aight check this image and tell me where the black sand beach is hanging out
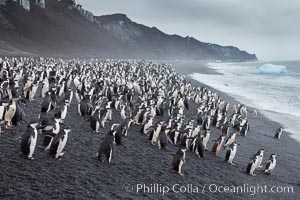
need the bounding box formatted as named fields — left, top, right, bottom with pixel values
left=0, top=61, right=299, bottom=200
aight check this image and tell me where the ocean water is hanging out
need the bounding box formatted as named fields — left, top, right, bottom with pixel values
left=189, top=61, right=300, bottom=142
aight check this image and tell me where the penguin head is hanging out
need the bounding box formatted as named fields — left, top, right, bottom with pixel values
left=64, top=128, right=72, bottom=134
left=231, top=142, right=238, bottom=148
left=109, top=130, right=117, bottom=136
left=149, top=116, right=154, bottom=120
left=106, top=101, right=113, bottom=109
left=231, top=132, right=237, bottom=136
left=257, top=149, right=265, bottom=156
left=128, top=118, right=134, bottom=124
left=28, top=122, right=39, bottom=128
left=271, top=154, right=277, bottom=159
left=159, top=121, right=165, bottom=126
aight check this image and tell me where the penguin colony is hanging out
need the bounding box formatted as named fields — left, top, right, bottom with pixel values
left=0, top=57, right=282, bottom=176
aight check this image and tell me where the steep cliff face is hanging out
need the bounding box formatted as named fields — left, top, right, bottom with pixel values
left=67, top=0, right=95, bottom=23
left=208, top=44, right=257, bottom=61
left=96, top=14, right=143, bottom=48
left=0, top=0, right=257, bottom=60
left=96, top=14, right=257, bottom=61
left=0, top=0, right=127, bottom=57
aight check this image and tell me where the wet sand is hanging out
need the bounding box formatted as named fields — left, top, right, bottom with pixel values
left=0, top=61, right=299, bottom=200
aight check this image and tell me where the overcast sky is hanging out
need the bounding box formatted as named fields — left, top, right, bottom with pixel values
left=76, top=0, right=299, bottom=61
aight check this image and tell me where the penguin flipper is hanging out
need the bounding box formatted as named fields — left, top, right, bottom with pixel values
left=265, top=161, right=271, bottom=170
left=225, top=150, right=230, bottom=162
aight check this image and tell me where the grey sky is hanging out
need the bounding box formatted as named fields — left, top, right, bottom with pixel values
left=76, top=0, right=300, bottom=60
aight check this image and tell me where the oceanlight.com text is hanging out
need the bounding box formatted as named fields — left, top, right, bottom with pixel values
left=124, top=183, right=294, bottom=196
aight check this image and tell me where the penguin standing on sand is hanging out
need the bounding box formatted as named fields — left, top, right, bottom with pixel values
left=221, top=122, right=230, bottom=136
left=99, top=108, right=109, bottom=128
left=79, top=95, right=93, bottom=117
left=40, top=78, right=49, bottom=98
left=122, top=118, right=134, bottom=137
left=97, top=130, right=117, bottom=163
left=90, top=109, right=101, bottom=132
left=142, top=116, right=153, bottom=134
left=254, top=149, right=265, bottom=169
left=202, top=129, right=211, bottom=150
left=223, top=132, right=237, bottom=149
left=240, top=121, right=249, bottom=136
left=41, top=92, right=53, bottom=112
left=191, top=124, right=201, bottom=137
left=171, top=148, right=186, bottom=176
left=247, top=155, right=260, bottom=176
left=110, top=123, right=126, bottom=145
left=11, top=99, right=25, bottom=126
left=120, top=104, right=129, bottom=120
left=54, top=101, right=68, bottom=123
left=224, top=142, right=238, bottom=165
left=191, top=135, right=204, bottom=158
left=106, top=101, right=113, bottom=121
left=49, top=87, right=58, bottom=109
left=28, top=81, right=38, bottom=102
left=274, top=127, right=283, bottom=139
left=4, top=99, right=17, bottom=128
left=133, top=106, right=144, bottom=124
left=22, top=80, right=32, bottom=100
left=75, top=88, right=83, bottom=104
left=0, top=102, right=6, bottom=122
left=149, top=121, right=164, bottom=145
left=203, top=115, right=212, bottom=131
left=64, top=88, right=73, bottom=107
left=157, top=125, right=168, bottom=150
left=168, top=119, right=184, bottom=145
left=196, top=113, right=203, bottom=126
left=44, top=118, right=60, bottom=150
left=264, top=154, right=277, bottom=175
left=252, top=109, right=258, bottom=118
left=212, top=135, right=226, bottom=156
left=49, top=128, right=71, bottom=159
left=20, top=122, right=40, bottom=159
left=38, top=110, right=51, bottom=128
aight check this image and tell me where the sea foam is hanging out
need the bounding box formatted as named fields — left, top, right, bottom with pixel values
left=189, top=61, right=300, bottom=141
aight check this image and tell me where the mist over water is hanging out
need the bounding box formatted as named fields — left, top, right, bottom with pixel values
left=189, top=61, right=300, bottom=141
